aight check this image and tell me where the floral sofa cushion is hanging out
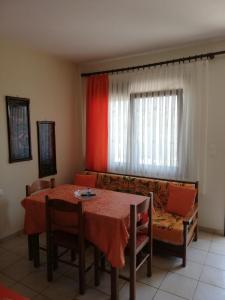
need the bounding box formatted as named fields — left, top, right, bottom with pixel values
left=96, top=173, right=130, bottom=193
left=153, top=208, right=184, bottom=245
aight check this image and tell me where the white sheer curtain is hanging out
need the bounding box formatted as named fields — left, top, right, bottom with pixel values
left=108, top=61, right=209, bottom=180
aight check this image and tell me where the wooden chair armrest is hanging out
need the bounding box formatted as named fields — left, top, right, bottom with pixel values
left=183, top=205, right=198, bottom=226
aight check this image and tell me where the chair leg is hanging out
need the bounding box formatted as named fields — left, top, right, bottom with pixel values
left=47, top=235, right=53, bottom=282
left=182, top=223, right=188, bottom=267
left=28, top=235, right=33, bottom=261
left=130, top=254, right=136, bottom=300
left=194, top=225, right=198, bottom=242
left=182, top=253, right=187, bottom=267
left=147, top=239, right=152, bottom=277
left=111, top=267, right=119, bottom=300
left=101, top=252, right=106, bottom=271
left=33, top=234, right=40, bottom=268
left=147, top=255, right=152, bottom=277
left=79, top=248, right=85, bottom=294
left=94, top=247, right=100, bottom=286
left=53, top=245, right=58, bottom=270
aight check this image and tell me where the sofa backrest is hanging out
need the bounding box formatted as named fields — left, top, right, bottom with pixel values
left=82, top=170, right=198, bottom=210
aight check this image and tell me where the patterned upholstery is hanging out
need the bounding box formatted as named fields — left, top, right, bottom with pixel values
left=83, top=170, right=196, bottom=245
left=153, top=208, right=184, bottom=245
left=96, top=173, right=130, bottom=193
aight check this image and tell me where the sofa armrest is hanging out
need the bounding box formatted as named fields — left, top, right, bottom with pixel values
left=183, top=205, right=198, bottom=226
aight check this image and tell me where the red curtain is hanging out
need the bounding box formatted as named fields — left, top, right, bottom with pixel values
left=86, top=74, right=108, bottom=172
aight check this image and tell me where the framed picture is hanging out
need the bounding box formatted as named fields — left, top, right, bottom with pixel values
left=37, top=121, right=57, bottom=178
left=6, top=96, right=32, bottom=163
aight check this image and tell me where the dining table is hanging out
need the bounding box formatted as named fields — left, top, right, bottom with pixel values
left=21, top=184, right=149, bottom=300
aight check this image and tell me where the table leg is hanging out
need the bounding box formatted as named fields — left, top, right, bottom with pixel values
left=27, top=235, right=33, bottom=261
left=32, top=234, right=40, bottom=268
left=100, top=252, right=106, bottom=271
left=94, top=247, right=100, bottom=286
left=111, top=266, right=119, bottom=300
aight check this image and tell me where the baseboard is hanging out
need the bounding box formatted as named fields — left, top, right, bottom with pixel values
left=0, top=230, right=23, bottom=242
left=199, top=226, right=224, bottom=236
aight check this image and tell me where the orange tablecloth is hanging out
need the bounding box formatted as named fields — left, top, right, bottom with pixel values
left=0, top=283, right=29, bottom=300
left=21, top=184, right=147, bottom=268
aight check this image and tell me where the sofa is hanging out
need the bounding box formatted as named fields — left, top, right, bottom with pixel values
left=81, top=170, right=198, bottom=267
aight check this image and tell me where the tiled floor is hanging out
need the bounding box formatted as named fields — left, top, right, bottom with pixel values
left=0, top=231, right=225, bottom=299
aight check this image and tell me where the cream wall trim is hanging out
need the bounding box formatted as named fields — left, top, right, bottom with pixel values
left=0, top=39, right=83, bottom=239
left=199, top=226, right=224, bottom=236
left=0, top=230, right=23, bottom=242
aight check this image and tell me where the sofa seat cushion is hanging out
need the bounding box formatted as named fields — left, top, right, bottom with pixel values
left=153, top=208, right=184, bottom=245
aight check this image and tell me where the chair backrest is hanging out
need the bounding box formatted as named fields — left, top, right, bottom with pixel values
left=45, top=196, right=84, bottom=250
left=129, top=192, right=153, bottom=250
left=26, top=178, right=55, bottom=196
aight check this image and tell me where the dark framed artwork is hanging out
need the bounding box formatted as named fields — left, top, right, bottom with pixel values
left=6, top=96, right=32, bottom=163
left=37, top=121, right=57, bottom=178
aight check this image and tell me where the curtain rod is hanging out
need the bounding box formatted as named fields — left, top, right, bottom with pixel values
left=81, top=49, right=225, bottom=77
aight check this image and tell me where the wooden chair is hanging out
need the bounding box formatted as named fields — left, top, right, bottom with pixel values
left=94, top=194, right=153, bottom=300
left=127, top=195, right=152, bottom=300
left=26, top=178, right=55, bottom=263
left=26, top=178, right=55, bottom=197
left=45, top=196, right=86, bottom=294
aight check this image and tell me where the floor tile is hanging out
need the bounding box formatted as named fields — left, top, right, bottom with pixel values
left=209, top=239, right=225, bottom=256
left=0, top=272, right=16, bottom=287
left=172, top=261, right=203, bottom=280
left=33, top=295, right=51, bottom=300
left=187, top=248, right=208, bottom=264
left=193, top=282, right=225, bottom=300
left=21, top=266, right=52, bottom=293
left=205, top=252, right=225, bottom=270
left=10, top=283, right=38, bottom=299
left=90, top=272, right=125, bottom=295
left=2, top=258, right=36, bottom=281
left=198, top=231, right=213, bottom=241
left=75, top=288, right=108, bottom=300
left=212, top=235, right=225, bottom=243
left=137, top=265, right=168, bottom=288
left=0, top=251, right=22, bottom=270
left=42, top=276, right=78, bottom=300
left=0, top=247, right=7, bottom=255
left=200, top=265, right=225, bottom=289
left=154, top=290, right=186, bottom=300
left=0, top=236, right=27, bottom=255
left=63, top=265, right=93, bottom=285
left=191, top=237, right=211, bottom=251
left=119, top=282, right=157, bottom=300
left=160, top=272, right=198, bottom=300
left=152, top=255, right=181, bottom=270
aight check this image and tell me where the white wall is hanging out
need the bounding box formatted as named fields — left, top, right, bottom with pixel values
left=0, top=39, right=83, bottom=239
left=79, top=40, right=225, bottom=233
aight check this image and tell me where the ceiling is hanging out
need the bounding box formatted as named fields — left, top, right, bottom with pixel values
left=0, top=0, right=225, bottom=62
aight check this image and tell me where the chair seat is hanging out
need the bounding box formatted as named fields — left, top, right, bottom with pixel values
left=153, top=209, right=184, bottom=245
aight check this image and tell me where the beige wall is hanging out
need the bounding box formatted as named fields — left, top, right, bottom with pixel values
left=0, top=39, right=82, bottom=239
left=79, top=40, right=225, bottom=233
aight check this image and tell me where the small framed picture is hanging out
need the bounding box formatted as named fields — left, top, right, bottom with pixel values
left=37, top=121, right=57, bottom=178
left=6, top=96, right=32, bottom=163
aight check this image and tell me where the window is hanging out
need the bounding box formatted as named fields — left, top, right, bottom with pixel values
left=109, top=89, right=183, bottom=178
